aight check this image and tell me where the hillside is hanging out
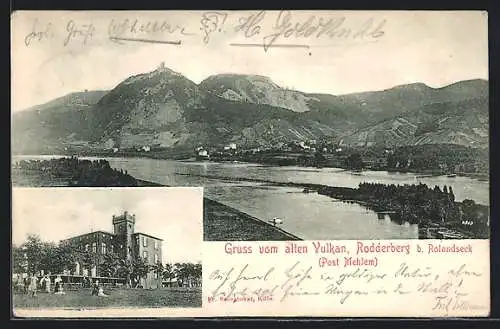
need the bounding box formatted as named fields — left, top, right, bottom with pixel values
left=339, top=94, right=489, bottom=148
left=11, top=65, right=489, bottom=154
left=11, top=90, right=108, bottom=154
left=199, top=74, right=315, bottom=113
left=185, top=95, right=336, bottom=148
left=199, top=76, right=489, bottom=147
left=21, top=90, right=109, bottom=114
left=85, top=65, right=207, bottom=149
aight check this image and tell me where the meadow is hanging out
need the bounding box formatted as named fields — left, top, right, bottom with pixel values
left=13, top=287, right=202, bottom=309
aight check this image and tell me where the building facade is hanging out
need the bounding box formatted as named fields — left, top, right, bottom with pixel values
left=60, top=211, right=163, bottom=289
left=133, top=233, right=163, bottom=289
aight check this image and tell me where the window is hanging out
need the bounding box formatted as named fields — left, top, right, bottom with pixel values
left=143, top=251, right=148, bottom=259
left=92, top=242, right=97, bottom=253
left=154, top=254, right=158, bottom=264
left=85, top=244, right=89, bottom=251
left=154, top=240, right=158, bottom=250
left=143, top=236, right=147, bottom=247
left=101, top=243, right=106, bottom=254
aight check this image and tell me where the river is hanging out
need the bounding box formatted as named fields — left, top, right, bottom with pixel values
left=12, top=155, right=490, bottom=240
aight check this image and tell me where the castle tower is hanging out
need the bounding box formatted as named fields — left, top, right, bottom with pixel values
left=112, top=211, right=136, bottom=261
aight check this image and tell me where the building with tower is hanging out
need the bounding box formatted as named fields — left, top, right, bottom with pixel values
left=60, top=211, right=163, bottom=289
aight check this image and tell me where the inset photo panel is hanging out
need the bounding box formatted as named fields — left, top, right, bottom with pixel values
left=12, top=187, right=203, bottom=317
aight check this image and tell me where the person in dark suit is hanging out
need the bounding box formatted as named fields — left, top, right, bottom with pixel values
left=91, top=280, right=99, bottom=296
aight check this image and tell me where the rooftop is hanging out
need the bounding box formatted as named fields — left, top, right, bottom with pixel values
left=112, top=211, right=136, bottom=224
left=133, top=232, right=163, bottom=241
left=60, top=230, right=115, bottom=242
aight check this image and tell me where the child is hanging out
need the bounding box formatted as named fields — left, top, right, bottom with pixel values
left=97, top=285, right=108, bottom=297
left=54, top=282, right=65, bottom=294
left=91, top=280, right=99, bottom=296
left=16, top=276, right=24, bottom=293
left=23, top=276, right=30, bottom=294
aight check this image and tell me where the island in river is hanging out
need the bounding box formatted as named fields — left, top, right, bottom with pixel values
left=12, top=157, right=489, bottom=240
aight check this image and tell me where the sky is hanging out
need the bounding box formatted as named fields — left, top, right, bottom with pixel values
left=11, top=10, right=488, bottom=112
left=12, top=187, right=203, bottom=264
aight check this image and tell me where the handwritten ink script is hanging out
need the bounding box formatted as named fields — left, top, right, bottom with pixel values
left=205, top=240, right=489, bottom=316
left=24, top=19, right=53, bottom=46
left=236, top=11, right=386, bottom=51
left=21, top=11, right=387, bottom=51
left=207, top=261, right=486, bottom=315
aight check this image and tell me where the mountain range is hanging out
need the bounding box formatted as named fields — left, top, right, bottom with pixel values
left=11, top=64, right=489, bottom=154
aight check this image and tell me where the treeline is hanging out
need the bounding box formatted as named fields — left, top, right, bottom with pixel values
left=317, top=182, right=489, bottom=238
left=207, top=143, right=489, bottom=174
left=15, top=157, right=139, bottom=186
left=386, top=144, right=489, bottom=173
left=12, top=235, right=202, bottom=289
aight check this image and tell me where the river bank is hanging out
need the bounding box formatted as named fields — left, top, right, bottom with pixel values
left=11, top=158, right=300, bottom=241
left=15, top=147, right=489, bottom=182
left=124, top=178, right=301, bottom=240
left=12, top=156, right=489, bottom=240
left=175, top=173, right=489, bottom=240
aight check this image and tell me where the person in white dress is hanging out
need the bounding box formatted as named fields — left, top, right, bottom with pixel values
left=27, top=274, right=38, bottom=297
left=98, top=285, right=108, bottom=297
left=54, top=275, right=65, bottom=295
left=42, top=275, right=51, bottom=293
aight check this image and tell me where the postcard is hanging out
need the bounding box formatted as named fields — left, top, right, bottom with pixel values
left=11, top=10, right=489, bottom=317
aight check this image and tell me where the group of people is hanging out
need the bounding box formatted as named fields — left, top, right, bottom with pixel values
left=14, top=274, right=109, bottom=297
left=15, top=274, right=65, bottom=297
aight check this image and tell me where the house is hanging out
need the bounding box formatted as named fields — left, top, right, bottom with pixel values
left=251, top=148, right=261, bottom=154
left=196, top=149, right=210, bottom=161
left=60, top=211, right=163, bottom=289
left=299, top=141, right=310, bottom=150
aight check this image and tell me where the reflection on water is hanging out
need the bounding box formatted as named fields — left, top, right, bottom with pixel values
left=207, top=185, right=418, bottom=240
left=12, top=155, right=489, bottom=240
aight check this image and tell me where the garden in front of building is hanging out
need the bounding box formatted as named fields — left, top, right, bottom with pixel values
left=13, top=233, right=203, bottom=310
left=13, top=286, right=202, bottom=309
